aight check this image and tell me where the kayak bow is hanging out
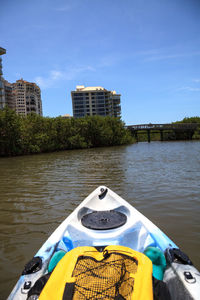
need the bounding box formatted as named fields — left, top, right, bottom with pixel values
left=8, top=186, right=200, bottom=299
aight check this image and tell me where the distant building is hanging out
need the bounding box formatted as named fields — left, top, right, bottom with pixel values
left=71, top=85, right=121, bottom=118
left=3, top=78, right=43, bottom=116
left=0, top=47, right=6, bottom=109
left=13, top=79, right=42, bottom=116
left=0, top=47, right=42, bottom=116
left=3, top=79, right=15, bottom=110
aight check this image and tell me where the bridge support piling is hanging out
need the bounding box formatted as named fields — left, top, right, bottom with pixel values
left=160, top=130, right=164, bottom=141
left=147, top=130, right=151, bottom=143
left=135, top=131, right=138, bottom=142
left=188, top=130, right=194, bottom=140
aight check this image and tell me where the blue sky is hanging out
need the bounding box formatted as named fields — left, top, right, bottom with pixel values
left=1, top=0, right=200, bottom=124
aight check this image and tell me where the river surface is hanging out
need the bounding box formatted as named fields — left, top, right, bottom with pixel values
left=0, top=141, right=200, bottom=299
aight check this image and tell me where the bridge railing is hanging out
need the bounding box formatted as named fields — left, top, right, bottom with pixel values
left=127, top=123, right=199, bottom=130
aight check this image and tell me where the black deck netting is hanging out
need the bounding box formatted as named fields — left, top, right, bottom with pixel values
left=71, top=251, right=138, bottom=300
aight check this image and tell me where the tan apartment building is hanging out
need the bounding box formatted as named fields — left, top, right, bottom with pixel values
left=3, top=78, right=43, bottom=116
left=0, top=46, right=42, bottom=116
left=71, top=85, right=121, bottom=118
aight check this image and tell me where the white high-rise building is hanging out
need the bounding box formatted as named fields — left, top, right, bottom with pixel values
left=71, top=85, right=121, bottom=118
left=0, top=47, right=6, bottom=109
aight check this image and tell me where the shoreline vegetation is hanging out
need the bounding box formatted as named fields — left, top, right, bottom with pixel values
left=0, top=107, right=133, bottom=157
left=0, top=108, right=200, bottom=157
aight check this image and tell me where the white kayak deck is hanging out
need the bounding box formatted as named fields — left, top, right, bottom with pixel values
left=8, top=186, right=200, bottom=300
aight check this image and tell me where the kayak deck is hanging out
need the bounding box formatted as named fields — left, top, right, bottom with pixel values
left=36, top=186, right=177, bottom=257
left=8, top=186, right=200, bottom=300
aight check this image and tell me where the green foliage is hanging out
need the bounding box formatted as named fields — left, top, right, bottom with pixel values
left=0, top=107, right=23, bottom=155
left=192, top=125, right=200, bottom=139
left=174, top=116, right=200, bottom=140
left=175, top=116, right=200, bottom=124
left=0, top=108, right=134, bottom=156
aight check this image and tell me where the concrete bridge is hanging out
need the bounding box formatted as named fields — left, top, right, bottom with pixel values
left=127, top=123, right=199, bottom=142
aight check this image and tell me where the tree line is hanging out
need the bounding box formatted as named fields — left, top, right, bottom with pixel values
left=0, top=107, right=134, bottom=157
left=1, top=108, right=199, bottom=156
left=175, top=116, right=200, bottom=124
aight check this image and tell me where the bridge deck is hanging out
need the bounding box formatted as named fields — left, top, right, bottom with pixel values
left=127, top=123, right=199, bottom=131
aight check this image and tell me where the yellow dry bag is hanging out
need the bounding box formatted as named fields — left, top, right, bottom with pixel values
left=39, top=245, right=153, bottom=300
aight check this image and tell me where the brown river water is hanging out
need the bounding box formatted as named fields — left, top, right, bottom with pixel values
left=0, top=141, right=200, bottom=299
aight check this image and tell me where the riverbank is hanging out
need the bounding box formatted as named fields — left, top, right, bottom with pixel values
left=0, top=107, right=134, bottom=157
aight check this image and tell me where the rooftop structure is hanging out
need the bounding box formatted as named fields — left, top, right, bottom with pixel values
left=61, top=114, right=72, bottom=119
left=71, top=85, right=121, bottom=118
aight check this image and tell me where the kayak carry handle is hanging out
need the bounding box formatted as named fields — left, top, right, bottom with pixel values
left=99, top=188, right=108, bottom=200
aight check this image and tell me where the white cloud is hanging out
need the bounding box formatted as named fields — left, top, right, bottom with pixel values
left=193, top=79, right=200, bottom=83
left=98, top=54, right=121, bottom=68
left=50, top=70, right=64, bottom=80
left=176, top=77, right=200, bottom=93
left=143, top=51, right=200, bottom=62
left=130, top=46, right=200, bottom=63
left=177, top=86, right=200, bottom=92
left=35, top=76, right=48, bottom=88
left=35, top=66, right=95, bottom=89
